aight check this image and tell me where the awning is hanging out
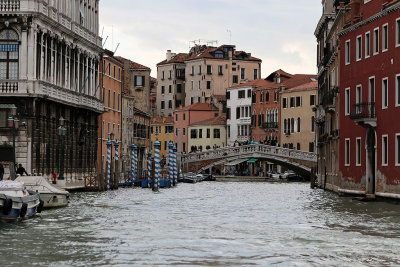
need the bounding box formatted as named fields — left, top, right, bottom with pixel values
left=225, top=158, right=249, bottom=166
left=247, top=158, right=258, bottom=163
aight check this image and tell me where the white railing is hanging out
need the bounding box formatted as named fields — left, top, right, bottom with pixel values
left=0, top=0, right=20, bottom=11
left=181, top=144, right=317, bottom=164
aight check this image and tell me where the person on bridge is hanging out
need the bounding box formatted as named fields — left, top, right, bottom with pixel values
left=16, top=164, right=28, bottom=176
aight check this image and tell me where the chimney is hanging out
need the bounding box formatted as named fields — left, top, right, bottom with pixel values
left=166, top=50, right=172, bottom=61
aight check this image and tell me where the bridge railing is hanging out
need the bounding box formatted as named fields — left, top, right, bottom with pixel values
left=180, top=144, right=317, bottom=164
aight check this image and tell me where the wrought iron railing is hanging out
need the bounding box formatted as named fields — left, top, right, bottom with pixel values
left=262, top=122, right=278, bottom=129
left=350, top=102, right=376, bottom=120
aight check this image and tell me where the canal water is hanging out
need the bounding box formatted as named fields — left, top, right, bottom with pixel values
left=1, top=182, right=400, bottom=266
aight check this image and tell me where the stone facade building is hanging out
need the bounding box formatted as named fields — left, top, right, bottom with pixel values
left=156, top=51, right=187, bottom=117
left=188, top=115, right=226, bottom=153
left=117, top=57, right=152, bottom=169
left=0, top=0, right=103, bottom=181
left=150, top=116, right=174, bottom=159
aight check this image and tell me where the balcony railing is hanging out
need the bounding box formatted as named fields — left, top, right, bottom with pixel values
left=0, top=0, right=20, bottom=11
left=262, top=122, right=278, bottom=129
left=0, top=81, right=18, bottom=93
left=350, top=102, right=376, bottom=120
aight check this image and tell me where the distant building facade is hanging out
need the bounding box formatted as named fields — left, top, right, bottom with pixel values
left=188, top=115, right=226, bottom=152
left=0, top=1, right=103, bottom=180
left=150, top=116, right=174, bottom=158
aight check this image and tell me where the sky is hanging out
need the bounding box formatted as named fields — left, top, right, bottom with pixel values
left=99, top=0, right=322, bottom=78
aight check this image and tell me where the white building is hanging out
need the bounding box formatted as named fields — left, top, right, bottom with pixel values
left=226, top=84, right=252, bottom=146
left=0, top=0, right=103, bottom=181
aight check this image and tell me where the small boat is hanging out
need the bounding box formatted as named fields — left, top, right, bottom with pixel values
left=0, top=180, right=43, bottom=221
left=16, top=176, right=69, bottom=208
left=182, top=172, right=197, bottom=183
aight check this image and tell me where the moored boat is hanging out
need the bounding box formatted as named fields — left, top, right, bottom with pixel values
left=0, top=181, right=43, bottom=221
left=16, top=176, right=69, bottom=208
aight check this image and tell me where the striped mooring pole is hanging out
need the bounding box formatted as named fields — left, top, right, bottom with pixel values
left=106, top=140, right=112, bottom=191
left=131, top=144, right=136, bottom=187
left=147, top=151, right=152, bottom=188
left=114, top=141, right=119, bottom=161
left=153, top=141, right=161, bottom=191
left=173, top=145, right=178, bottom=186
left=168, top=142, right=174, bottom=188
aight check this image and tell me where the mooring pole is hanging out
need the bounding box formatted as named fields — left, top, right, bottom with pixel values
left=147, top=151, right=152, bottom=188
left=168, top=142, right=174, bottom=188
left=131, top=144, right=136, bottom=187
left=154, top=141, right=161, bottom=191
left=173, top=145, right=177, bottom=186
left=106, top=140, right=112, bottom=191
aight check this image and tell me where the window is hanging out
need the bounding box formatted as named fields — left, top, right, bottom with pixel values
left=297, top=117, right=301, bottom=132
left=135, top=75, right=145, bottom=86
left=198, top=65, right=202, bottom=75
left=241, top=68, right=245, bottom=79
left=226, top=91, right=230, bottom=100
left=382, top=24, right=388, bottom=52
left=397, top=18, right=400, bottom=47
left=215, top=51, right=224, bottom=58
left=108, top=89, right=111, bottom=107
left=227, top=126, right=230, bottom=139
left=382, top=78, right=388, bottom=109
left=238, top=90, right=245, bottom=99
left=252, top=93, right=256, bottom=103
left=396, top=134, right=400, bottom=166
left=218, top=65, right=223, bottom=75
left=354, top=137, right=362, bottom=168
left=345, top=139, right=350, bottom=166
left=206, top=81, right=211, bottom=90
left=369, top=77, right=375, bottom=103
left=365, top=31, right=370, bottom=58
left=183, top=114, right=186, bottom=120
left=236, top=107, right=240, bottom=119
left=213, top=129, right=220, bottom=138
left=373, top=27, right=379, bottom=54
left=206, top=128, right=210, bottom=138
left=311, top=116, right=315, bottom=132
left=169, top=85, right=172, bottom=93
left=198, top=81, right=201, bottom=90
left=290, top=97, right=295, bottom=108
left=274, top=91, right=278, bottom=102
left=190, top=129, right=197, bottom=139
left=226, top=108, right=231, bottom=120
left=310, top=95, right=316, bottom=106
left=102, top=87, right=105, bottom=103
left=254, top=69, right=258, bottom=80
left=296, top=96, right=302, bottom=107
left=345, top=88, right=350, bottom=116
left=356, top=35, right=362, bottom=61
left=207, top=65, right=212, bottom=74
left=102, top=120, right=105, bottom=138
left=161, top=86, right=165, bottom=94
left=118, top=94, right=120, bottom=110
left=265, top=92, right=270, bottom=103
left=0, top=29, right=19, bottom=80
left=177, top=84, right=182, bottom=93
left=191, top=66, right=194, bottom=75
left=113, top=92, right=115, bottom=109
left=168, top=100, right=172, bottom=109
left=309, top=142, right=315, bottom=153
left=233, top=75, right=238, bottom=84
left=183, top=128, right=186, bottom=136
left=382, top=135, right=388, bottom=166
left=283, top=98, right=288, bottom=108
left=345, top=40, right=350, bottom=65
left=199, top=129, right=203, bottom=138
left=260, top=92, right=264, bottom=103
left=162, top=71, right=165, bottom=80
left=191, top=81, right=194, bottom=90
left=161, top=101, right=165, bottom=109
left=397, top=74, right=400, bottom=106
left=247, top=89, right=251, bottom=98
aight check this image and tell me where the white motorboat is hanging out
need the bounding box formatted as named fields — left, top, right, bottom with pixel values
left=16, top=176, right=69, bottom=208
left=0, top=180, right=43, bottom=221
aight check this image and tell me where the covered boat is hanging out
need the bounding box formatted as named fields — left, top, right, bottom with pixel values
left=0, top=180, right=43, bottom=221
left=16, top=176, right=69, bottom=208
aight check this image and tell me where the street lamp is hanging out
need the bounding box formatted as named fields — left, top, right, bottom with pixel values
left=7, top=104, right=19, bottom=179
left=57, top=117, right=67, bottom=186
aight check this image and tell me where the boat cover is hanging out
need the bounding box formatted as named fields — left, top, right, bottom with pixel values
left=15, top=176, right=69, bottom=195
left=0, top=181, right=26, bottom=191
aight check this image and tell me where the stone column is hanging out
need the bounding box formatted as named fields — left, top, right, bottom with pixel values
left=85, top=55, right=89, bottom=95
left=40, top=33, right=45, bottom=81
left=20, top=27, right=28, bottom=80
left=28, top=27, right=36, bottom=80
left=76, top=50, right=80, bottom=92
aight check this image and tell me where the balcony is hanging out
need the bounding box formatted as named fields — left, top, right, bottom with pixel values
left=239, top=118, right=251, bottom=124
left=350, top=102, right=376, bottom=128
left=0, top=0, right=20, bottom=11
left=262, top=122, right=278, bottom=131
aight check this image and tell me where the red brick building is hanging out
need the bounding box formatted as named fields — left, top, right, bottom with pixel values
left=340, top=0, right=400, bottom=197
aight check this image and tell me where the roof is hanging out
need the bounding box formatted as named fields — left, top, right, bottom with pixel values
left=284, top=81, right=318, bottom=92
left=190, top=115, right=226, bottom=126
left=281, top=74, right=317, bottom=89
left=228, top=79, right=277, bottom=90
left=115, top=56, right=151, bottom=70
left=185, top=45, right=261, bottom=62
left=157, top=53, right=189, bottom=65
left=176, top=103, right=218, bottom=112
left=152, top=116, right=174, bottom=124
left=265, top=69, right=294, bottom=81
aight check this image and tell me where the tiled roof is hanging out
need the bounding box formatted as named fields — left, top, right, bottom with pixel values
left=265, top=69, right=294, bottom=81
left=157, top=53, right=189, bottom=65
left=228, top=79, right=277, bottom=89
left=190, top=115, right=226, bottom=126
left=285, top=81, right=318, bottom=92
left=152, top=116, right=174, bottom=124
left=177, top=103, right=218, bottom=111
left=282, top=74, right=317, bottom=89
left=115, top=56, right=151, bottom=70
left=185, top=45, right=261, bottom=62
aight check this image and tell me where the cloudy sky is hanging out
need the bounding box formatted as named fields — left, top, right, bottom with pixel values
left=99, top=0, right=321, bottom=78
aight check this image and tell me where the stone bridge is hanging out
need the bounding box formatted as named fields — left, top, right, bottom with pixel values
left=180, top=144, right=317, bottom=179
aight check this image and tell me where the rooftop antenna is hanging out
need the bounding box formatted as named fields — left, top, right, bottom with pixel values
left=227, top=29, right=232, bottom=44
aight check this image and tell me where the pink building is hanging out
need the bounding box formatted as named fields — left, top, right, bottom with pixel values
left=173, top=103, right=219, bottom=153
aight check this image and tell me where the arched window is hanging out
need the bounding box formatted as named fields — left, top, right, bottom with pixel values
left=0, top=29, right=19, bottom=80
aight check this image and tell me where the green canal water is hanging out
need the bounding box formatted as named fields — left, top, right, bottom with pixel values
left=1, top=182, right=400, bottom=266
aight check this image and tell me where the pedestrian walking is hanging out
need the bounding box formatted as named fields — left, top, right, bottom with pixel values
left=0, top=162, right=4, bottom=181
left=16, top=164, right=28, bottom=176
